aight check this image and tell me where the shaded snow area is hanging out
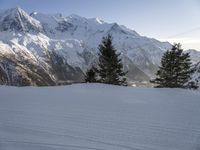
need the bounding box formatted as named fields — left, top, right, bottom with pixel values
left=0, top=84, right=200, bottom=150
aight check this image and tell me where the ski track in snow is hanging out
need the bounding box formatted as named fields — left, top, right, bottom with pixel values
left=0, top=84, right=200, bottom=150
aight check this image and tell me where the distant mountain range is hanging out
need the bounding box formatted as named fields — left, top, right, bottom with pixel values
left=0, top=7, right=199, bottom=86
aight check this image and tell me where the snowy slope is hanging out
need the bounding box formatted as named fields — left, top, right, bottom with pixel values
left=0, top=84, right=200, bottom=150
left=191, top=61, right=200, bottom=88
left=186, top=49, right=200, bottom=64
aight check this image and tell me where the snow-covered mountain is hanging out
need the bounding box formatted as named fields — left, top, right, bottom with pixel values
left=0, top=7, right=43, bottom=32
left=0, top=7, right=199, bottom=86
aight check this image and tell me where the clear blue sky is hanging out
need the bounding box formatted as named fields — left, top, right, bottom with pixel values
left=1, top=0, right=200, bottom=50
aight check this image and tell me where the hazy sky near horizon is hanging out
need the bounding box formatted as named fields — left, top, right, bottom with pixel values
left=1, top=0, right=200, bottom=50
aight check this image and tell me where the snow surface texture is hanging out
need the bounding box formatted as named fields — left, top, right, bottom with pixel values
left=0, top=84, right=200, bottom=150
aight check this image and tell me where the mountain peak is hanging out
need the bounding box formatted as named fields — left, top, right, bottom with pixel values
left=67, top=14, right=104, bottom=25
left=90, top=17, right=104, bottom=24
left=7, top=6, right=29, bottom=18
left=0, top=7, right=43, bottom=32
left=69, top=14, right=84, bottom=19
left=11, top=6, right=24, bottom=12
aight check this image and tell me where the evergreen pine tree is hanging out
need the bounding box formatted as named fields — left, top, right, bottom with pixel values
left=151, top=43, right=195, bottom=88
left=85, top=66, right=97, bottom=83
left=97, top=34, right=127, bottom=86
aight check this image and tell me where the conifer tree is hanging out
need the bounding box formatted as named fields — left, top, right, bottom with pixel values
left=97, top=34, right=127, bottom=86
left=85, top=66, right=97, bottom=83
left=151, top=43, right=195, bottom=88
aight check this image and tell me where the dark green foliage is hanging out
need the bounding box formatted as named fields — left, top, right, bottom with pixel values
left=151, top=43, right=195, bottom=89
left=85, top=66, right=97, bottom=83
left=97, top=34, right=127, bottom=86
